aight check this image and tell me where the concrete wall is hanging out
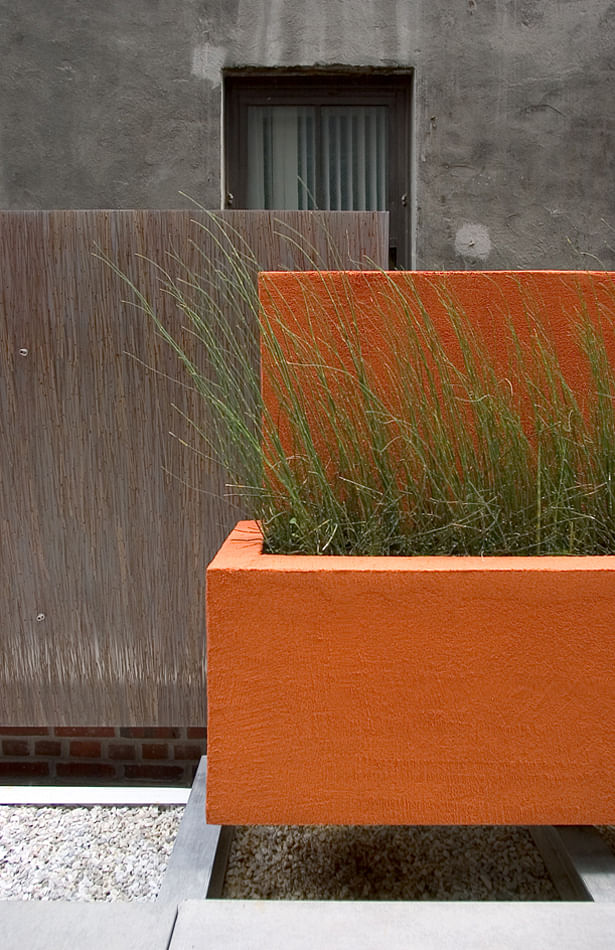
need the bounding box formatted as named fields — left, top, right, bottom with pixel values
left=1, top=0, right=614, bottom=269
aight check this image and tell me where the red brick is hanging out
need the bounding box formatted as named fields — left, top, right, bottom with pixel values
left=69, top=740, right=101, bottom=758
left=120, top=727, right=180, bottom=739
left=34, top=740, right=62, bottom=756
left=124, top=764, right=185, bottom=781
left=2, top=740, right=29, bottom=756
left=173, top=744, right=203, bottom=761
left=56, top=762, right=116, bottom=779
left=142, top=743, right=168, bottom=760
left=0, top=727, right=49, bottom=736
left=54, top=727, right=115, bottom=737
left=0, top=761, right=49, bottom=777
left=186, top=727, right=207, bottom=740
left=108, top=743, right=136, bottom=761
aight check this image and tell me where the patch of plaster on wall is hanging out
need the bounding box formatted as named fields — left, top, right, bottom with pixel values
left=455, top=223, right=492, bottom=260
left=191, top=43, right=226, bottom=85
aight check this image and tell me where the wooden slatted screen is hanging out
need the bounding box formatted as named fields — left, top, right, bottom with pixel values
left=0, top=210, right=388, bottom=724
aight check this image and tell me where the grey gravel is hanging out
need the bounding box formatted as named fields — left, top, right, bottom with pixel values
left=0, top=806, right=183, bottom=901
left=222, top=825, right=561, bottom=901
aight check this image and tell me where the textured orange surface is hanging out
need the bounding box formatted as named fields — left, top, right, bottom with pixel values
left=207, top=270, right=615, bottom=825
left=259, top=269, right=615, bottom=375
left=259, top=269, right=615, bottom=455
left=207, top=521, right=615, bottom=825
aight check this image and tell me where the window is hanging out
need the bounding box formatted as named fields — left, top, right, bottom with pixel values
left=224, top=73, right=413, bottom=268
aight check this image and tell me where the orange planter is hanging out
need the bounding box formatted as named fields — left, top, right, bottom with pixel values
left=207, top=521, right=615, bottom=825
left=206, top=270, right=615, bottom=825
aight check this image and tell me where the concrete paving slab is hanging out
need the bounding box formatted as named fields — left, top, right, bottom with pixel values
left=0, top=901, right=176, bottom=950
left=170, top=899, right=615, bottom=950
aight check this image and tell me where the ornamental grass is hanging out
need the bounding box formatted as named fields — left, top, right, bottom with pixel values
left=107, top=216, right=615, bottom=557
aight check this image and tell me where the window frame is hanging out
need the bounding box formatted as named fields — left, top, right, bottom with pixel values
left=224, top=71, right=413, bottom=268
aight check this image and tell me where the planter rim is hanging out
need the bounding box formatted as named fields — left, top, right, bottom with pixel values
left=208, top=521, right=615, bottom=573
left=260, top=268, right=615, bottom=278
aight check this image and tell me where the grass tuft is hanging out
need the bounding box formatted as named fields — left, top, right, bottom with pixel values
left=106, top=218, right=615, bottom=556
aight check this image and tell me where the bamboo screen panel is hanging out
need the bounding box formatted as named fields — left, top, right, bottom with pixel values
left=0, top=210, right=388, bottom=724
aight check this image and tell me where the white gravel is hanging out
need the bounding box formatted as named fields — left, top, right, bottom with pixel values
left=0, top=806, right=183, bottom=901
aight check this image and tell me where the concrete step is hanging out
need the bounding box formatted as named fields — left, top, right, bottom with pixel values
left=169, top=899, right=615, bottom=950
left=1, top=901, right=176, bottom=950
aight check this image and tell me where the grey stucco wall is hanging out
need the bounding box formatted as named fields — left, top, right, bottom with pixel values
left=1, top=0, right=614, bottom=268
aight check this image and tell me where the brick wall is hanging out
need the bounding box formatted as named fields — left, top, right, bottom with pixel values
left=0, top=727, right=206, bottom=785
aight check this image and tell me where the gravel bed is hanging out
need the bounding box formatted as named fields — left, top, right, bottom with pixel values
left=222, top=825, right=560, bottom=901
left=0, top=806, right=183, bottom=901
left=2, top=805, right=612, bottom=902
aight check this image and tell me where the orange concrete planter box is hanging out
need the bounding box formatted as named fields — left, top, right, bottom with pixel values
left=206, top=270, right=615, bottom=826
left=207, top=520, right=615, bottom=825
